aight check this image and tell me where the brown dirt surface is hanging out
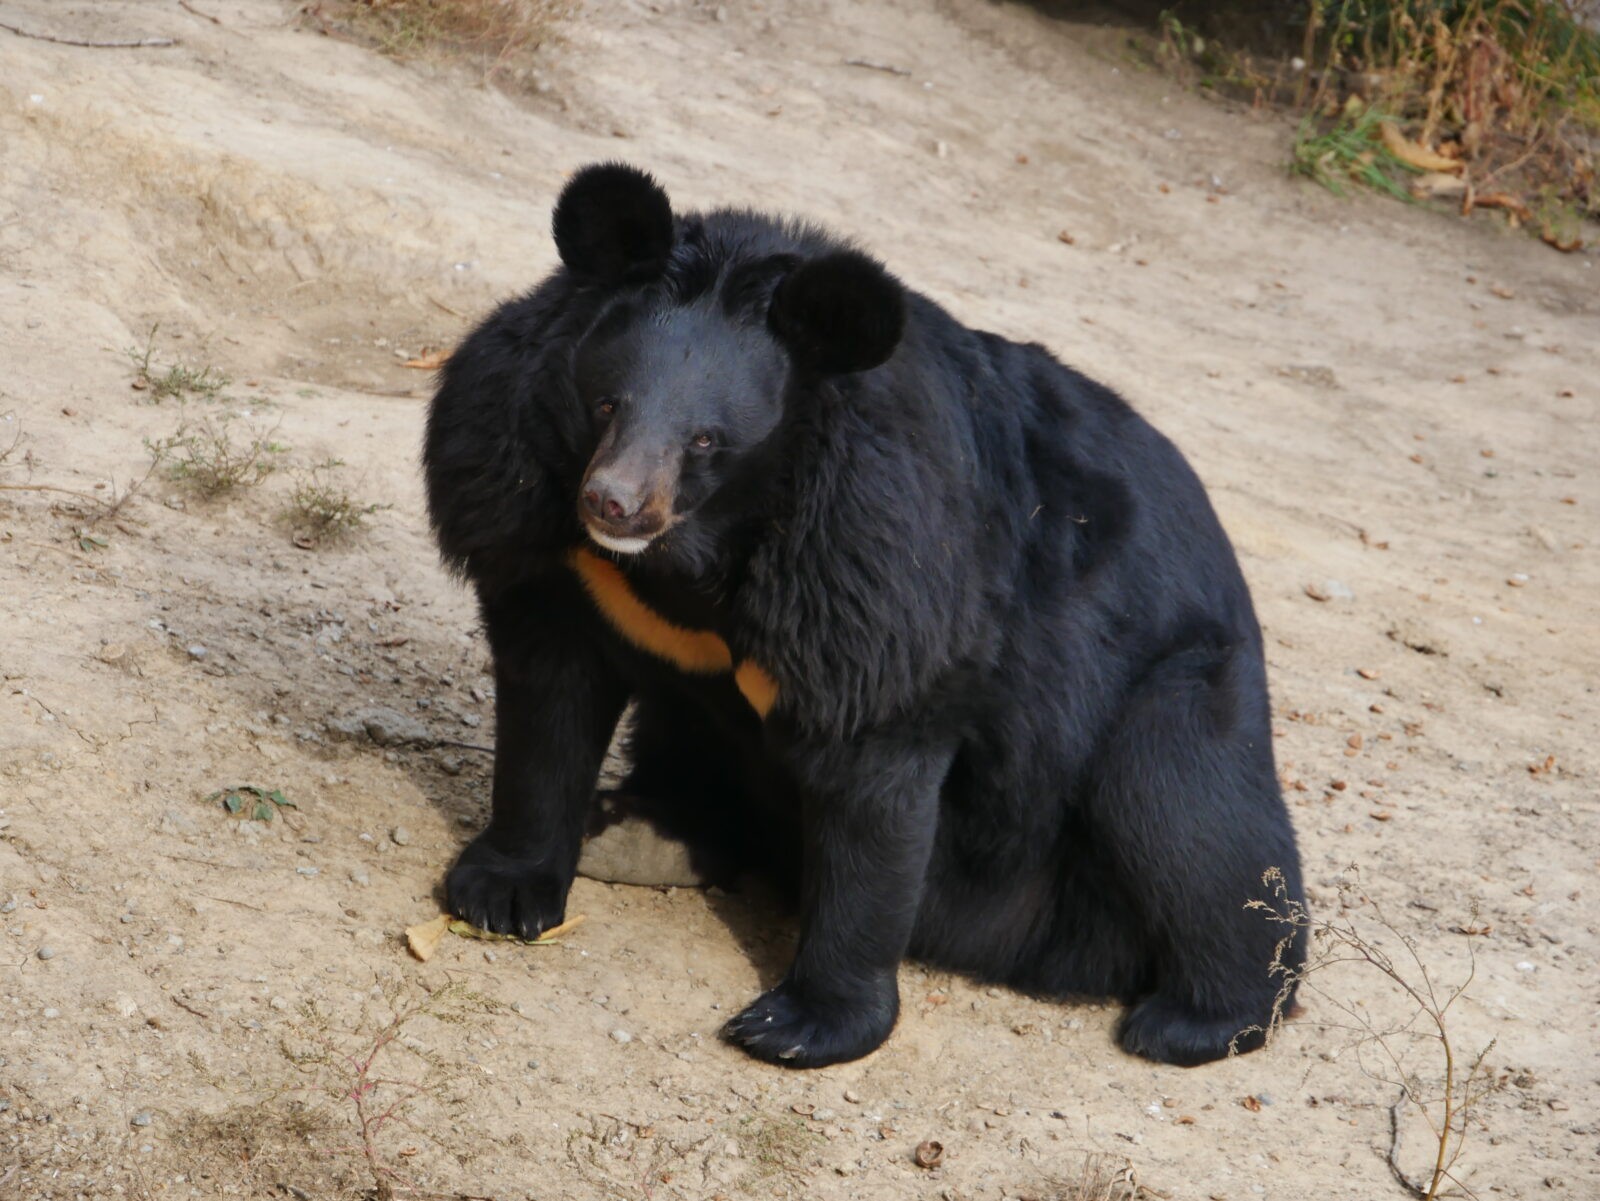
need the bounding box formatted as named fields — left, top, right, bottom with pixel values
left=2, top=1, right=1596, bottom=1198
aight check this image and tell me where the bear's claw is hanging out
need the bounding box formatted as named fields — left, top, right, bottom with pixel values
left=445, top=836, right=567, bottom=942
left=722, top=980, right=897, bottom=1069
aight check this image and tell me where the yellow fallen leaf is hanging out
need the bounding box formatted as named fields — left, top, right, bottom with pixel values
left=404, top=913, right=452, bottom=962
left=402, top=347, right=451, bottom=370
left=1410, top=171, right=1467, bottom=199
left=1378, top=122, right=1461, bottom=174
left=405, top=912, right=586, bottom=961
left=449, top=913, right=586, bottom=945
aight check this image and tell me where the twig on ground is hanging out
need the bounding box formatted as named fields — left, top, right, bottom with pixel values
left=0, top=20, right=177, bottom=48
left=843, top=56, right=910, bottom=76
left=434, top=739, right=494, bottom=754
left=171, top=995, right=213, bottom=1020
left=179, top=1, right=222, bottom=24
left=1389, top=1090, right=1428, bottom=1198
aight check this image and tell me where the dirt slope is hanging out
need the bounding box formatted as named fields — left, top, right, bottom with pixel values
left=1, top=1, right=1596, bottom=1198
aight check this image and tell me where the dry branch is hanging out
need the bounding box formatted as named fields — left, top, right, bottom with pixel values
left=0, top=20, right=177, bottom=48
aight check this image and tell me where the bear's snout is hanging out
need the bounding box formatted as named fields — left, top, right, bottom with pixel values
left=582, top=477, right=642, bottom=524
left=577, top=465, right=674, bottom=554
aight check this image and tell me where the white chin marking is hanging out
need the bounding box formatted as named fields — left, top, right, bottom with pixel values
left=586, top=527, right=653, bottom=556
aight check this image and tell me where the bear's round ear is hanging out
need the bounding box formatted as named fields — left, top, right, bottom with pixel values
left=768, top=251, right=905, bottom=376
left=551, top=163, right=674, bottom=284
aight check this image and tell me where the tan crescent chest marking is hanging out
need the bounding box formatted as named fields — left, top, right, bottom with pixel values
left=567, top=548, right=778, bottom=718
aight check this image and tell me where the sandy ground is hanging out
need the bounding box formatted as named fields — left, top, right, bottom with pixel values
left=2, top=1, right=1598, bottom=1198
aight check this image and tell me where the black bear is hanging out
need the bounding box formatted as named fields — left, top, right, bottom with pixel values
left=423, top=163, right=1305, bottom=1069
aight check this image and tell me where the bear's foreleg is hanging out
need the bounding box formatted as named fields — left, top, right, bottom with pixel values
left=446, top=579, right=631, bottom=940
left=723, top=732, right=955, bottom=1068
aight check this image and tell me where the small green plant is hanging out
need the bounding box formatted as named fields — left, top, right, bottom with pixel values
left=128, top=324, right=231, bottom=403
left=287, top=458, right=385, bottom=544
left=157, top=413, right=286, bottom=497
left=1291, top=103, right=1423, bottom=199
left=209, top=784, right=297, bottom=822
left=281, top=979, right=501, bottom=1199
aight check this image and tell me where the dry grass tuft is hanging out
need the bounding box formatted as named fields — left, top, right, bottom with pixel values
left=303, top=0, right=575, bottom=93
left=1159, top=0, right=1599, bottom=245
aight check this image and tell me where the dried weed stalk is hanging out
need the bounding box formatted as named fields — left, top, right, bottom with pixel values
left=1244, top=866, right=1503, bottom=1201
left=280, top=977, right=501, bottom=1199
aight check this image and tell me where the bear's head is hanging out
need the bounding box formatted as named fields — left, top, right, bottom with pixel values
left=552, top=163, right=906, bottom=561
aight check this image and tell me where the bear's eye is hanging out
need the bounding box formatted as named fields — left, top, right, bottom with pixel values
left=690, top=432, right=715, bottom=450
left=596, top=398, right=617, bottom=418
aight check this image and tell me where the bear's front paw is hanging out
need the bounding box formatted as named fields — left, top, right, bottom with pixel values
left=722, top=977, right=898, bottom=1069
left=445, top=834, right=568, bottom=941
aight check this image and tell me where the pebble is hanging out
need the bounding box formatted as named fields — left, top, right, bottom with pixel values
left=269, top=996, right=288, bottom=1010
left=844, top=1089, right=861, bottom=1104
left=131, top=1112, right=152, bottom=1127
left=526, top=1059, right=541, bottom=1070
left=295, top=866, right=319, bottom=878
left=186, top=644, right=208, bottom=660
left=349, top=870, right=370, bottom=887
left=609, top=1027, right=633, bottom=1044
left=390, top=826, right=411, bottom=846
left=0, top=896, right=15, bottom=913
left=43, top=1007, right=60, bottom=1019
left=37, top=945, right=56, bottom=960
left=327, top=706, right=430, bottom=748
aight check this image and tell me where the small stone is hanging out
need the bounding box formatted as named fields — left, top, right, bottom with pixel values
left=349, top=870, right=370, bottom=887
left=844, top=1089, right=861, bottom=1104
left=609, top=1027, right=633, bottom=1044
left=269, top=996, right=288, bottom=1010
left=186, top=644, right=208, bottom=660
left=36, top=946, right=56, bottom=960
left=327, top=706, right=431, bottom=748
left=526, top=1059, right=541, bottom=1070
left=295, top=866, right=319, bottom=878
left=812, top=1107, right=837, bottom=1122
left=131, top=1112, right=152, bottom=1127
left=43, top=1007, right=60, bottom=1019
left=390, top=826, right=412, bottom=847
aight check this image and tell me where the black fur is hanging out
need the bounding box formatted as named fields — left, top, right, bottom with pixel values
left=769, top=251, right=906, bottom=375
left=551, top=162, right=674, bottom=284
left=423, top=165, right=1306, bottom=1070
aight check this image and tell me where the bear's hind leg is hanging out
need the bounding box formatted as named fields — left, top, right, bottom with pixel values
left=603, top=693, right=792, bottom=888
left=1088, top=637, right=1305, bottom=1066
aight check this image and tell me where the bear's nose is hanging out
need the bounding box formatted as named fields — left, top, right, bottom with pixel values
left=582, top=482, right=638, bottom=524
